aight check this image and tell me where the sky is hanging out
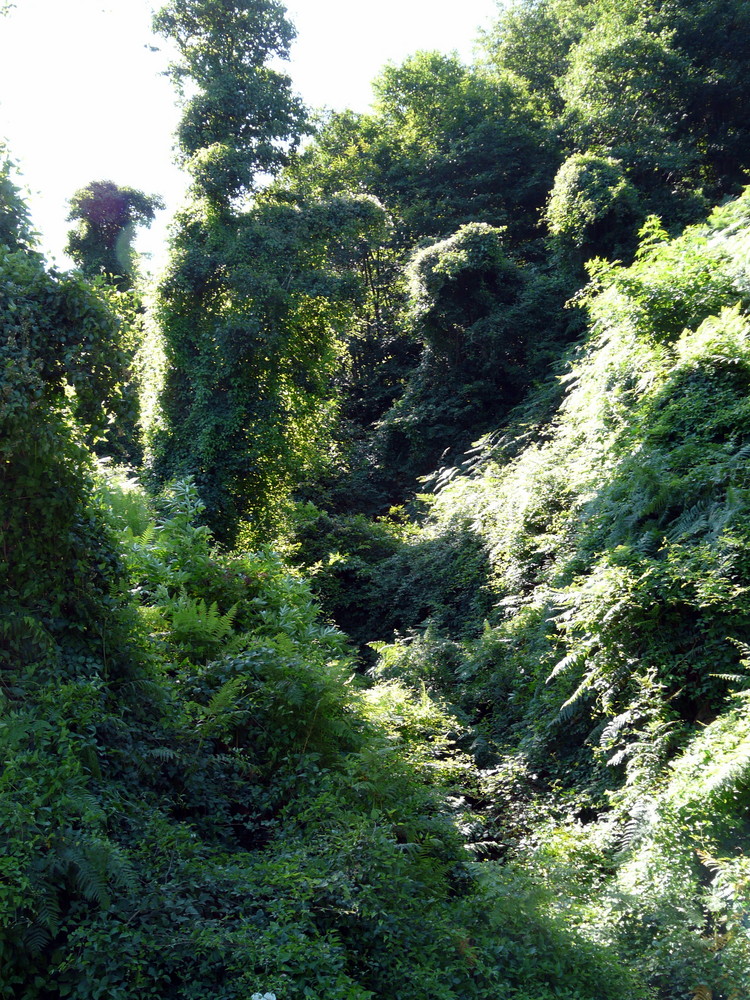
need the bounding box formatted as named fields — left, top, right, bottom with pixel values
left=0, top=0, right=500, bottom=268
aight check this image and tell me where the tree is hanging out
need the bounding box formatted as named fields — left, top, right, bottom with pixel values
left=152, top=193, right=388, bottom=541
left=373, top=223, right=546, bottom=483
left=271, top=52, right=562, bottom=509
left=0, top=148, right=36, bottom=252
left=0, top=158, right=132, bottom=682
left=479, top=0, right=587, bottom=119
left=559, top=17, right=696, bottom=182
left=65, top=180, right=164, bottom=465
left=151, top=0, right=386, bottom=542
left=483, top=0, right=750, bottom=223
left=546, top=152, right=643, bottom=270
left=65, top=180, right=163, bottom=289
left=286, top=52, right=557, bottom=248
left=153, top=0, right=307, bottom=207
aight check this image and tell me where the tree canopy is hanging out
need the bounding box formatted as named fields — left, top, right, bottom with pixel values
left=65, top=180, right=164, bottom=289
left=154, top=0, right=307, bottom=205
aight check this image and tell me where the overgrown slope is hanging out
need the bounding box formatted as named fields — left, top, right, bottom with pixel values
left=366, top=190, right=750, bottom=998
left=0, top=161, right=638, bottom=997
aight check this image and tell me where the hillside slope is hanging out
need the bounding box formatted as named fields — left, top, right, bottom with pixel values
left=368, top=190, right=750, bottom=998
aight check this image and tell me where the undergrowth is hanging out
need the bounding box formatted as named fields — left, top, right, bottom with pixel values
left=362, top=189, right=750, bottom=997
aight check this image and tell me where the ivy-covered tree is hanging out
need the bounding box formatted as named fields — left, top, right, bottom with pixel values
left=0, top=157, right=133, bottom=682
left=0, top=148, right=36, bottom=251
left=64, top=180, right=164, bottom=466
left=373, top=222, right=545, bottom=482
left=545, top=152, right=644, bottom=273
left=150, top=0, right=386, bottom=542
left=65, top=180, right=163, bottom=290
left=152, top=192, right=388, bottom=540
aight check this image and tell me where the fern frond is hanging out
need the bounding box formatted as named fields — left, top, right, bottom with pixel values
left=696, top=848, right=722, bottom=874
left=607, top=746, right=632, bottom=768
left=35, top=888, right=61, bottom=935
left=619, top=816, right=643, bottom=851
left=727, top=638, right=750, bottom=670
left=616, top=799, right=658, bottom=857
left=728, top=440, right=750, bottom=468
left=664, top=499, right=712, bottom=541
left=710, top=672, right=750, bottom=688
left=691, top=986, right=711, bottom=1000
left=166, top=595, right=239, bottom=660
left=559, top=678, right=594, bottom=720
left=74, top=848, right=112, bottom=908
left=144, top=746, right=179, bottom=762
left=547, top=647, right=589, bottom=683
left=22, top=923, right=51, bottom=957
left=206, top=676, right=246, bottom=719
left=59, top=838, right=115, bottom=908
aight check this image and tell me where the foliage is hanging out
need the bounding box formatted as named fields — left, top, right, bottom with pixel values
left=368, top=226, right=575, bottom=485
left=153, top=0, right=307, bottom=203
left=3, top=447, right=642, bottom=997
left=65, top=180, right=164, bottom=289
left=546, top=153, right=643, bottom=267
left=0, top=159, right=159, bottom=995
left=285, top=52, right=557, bottom=248
left=9, top=1, right=750, bottom=995
left=0, top=208, right=139, bottom=685
left=151, top=194, right=386, bottom=542
left=483, top=0, right=750, bottom=206
left=269, top=0, right=750, bottom=521
left=0, top=149, right=36, bottom=251
left=151, top=0, right=393, bottom=542
left=291, top=499, right=493, bottom=653
left=359, top=186, right=750, bottom=998
left=559, top=14, right=695, bottom=182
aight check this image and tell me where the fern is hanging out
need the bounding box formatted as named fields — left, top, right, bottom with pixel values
left=54, top=836, right=137, bottom=910
left=615, top=798, right=658, bottom=857
left=22, top=922, right=51, bottom=957
left=715, top=639, right=750, bottom=693
left=35, top=888, right=61, bottom=935
left=663, top=499, right=713, bottom=542
left=167, top=594, right=238, bottom=661
left=558, top=677, right=595, bottom=720
left=207, top=676, right=246, bottom=719
left=546, top=646, right=590, bottom=683
left=664, top=498, right=736, bottom=543
left=144, top=746, right=178, bottom=762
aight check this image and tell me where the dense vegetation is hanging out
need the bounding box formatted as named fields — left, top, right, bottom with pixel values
left=2, top=0, right=750, bottom=997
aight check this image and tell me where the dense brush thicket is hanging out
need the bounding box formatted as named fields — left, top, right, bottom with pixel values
left=367, top=192, right=750, bottom=998
left=4, top=0, right=750, bottom=996
left=0, top=157, right=634, bottom=1000
left=0, top=303, right=638, bottom=996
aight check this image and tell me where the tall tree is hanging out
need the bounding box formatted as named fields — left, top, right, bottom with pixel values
left=65, top=180, right=163, bottom=290
left=153, top=0, right=307, bottom=207
left=151, top=0, right=378, bottom=543
left=0, top=147, right=36, bottom=252
left=483, top=0, right=750, bottom=222
left=285, top=52, right=557, bottom=248
left=64, top=180, right=165, bottom=465
left=0, top=157, right=132, bottom=679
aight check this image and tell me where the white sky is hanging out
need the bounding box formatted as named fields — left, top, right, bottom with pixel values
left=0, top=0, right=499, bottom=269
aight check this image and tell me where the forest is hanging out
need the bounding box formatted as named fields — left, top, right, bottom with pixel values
left=2, top=0, right=750, bottom=997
